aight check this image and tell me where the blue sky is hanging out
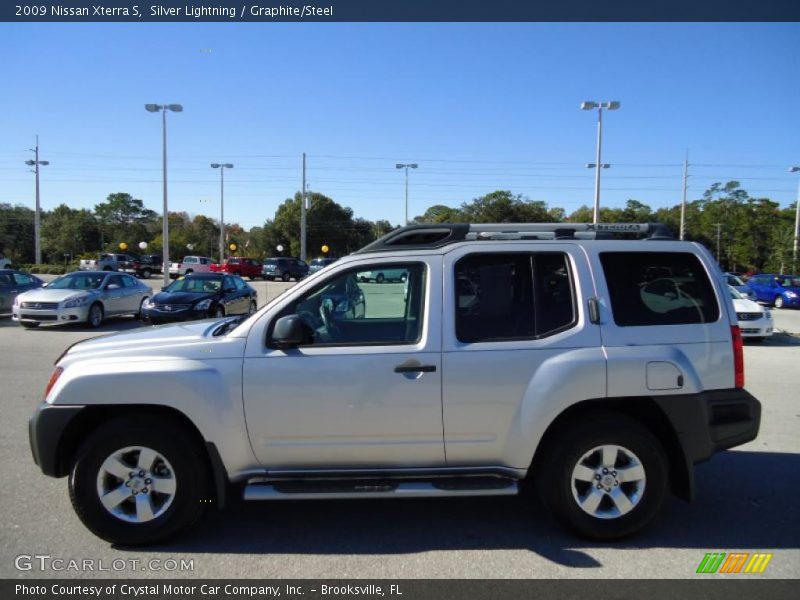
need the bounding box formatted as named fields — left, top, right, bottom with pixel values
left=1, top=22, right=798, bottom=229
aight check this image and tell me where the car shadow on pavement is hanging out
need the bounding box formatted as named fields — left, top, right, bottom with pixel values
left=757, top=334, right=800, bottom=347
left=13, top=316, right=148, bottom=334
left=122, top=450, right=799, bottom=568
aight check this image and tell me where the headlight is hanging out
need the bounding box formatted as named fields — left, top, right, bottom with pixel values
left=143, top=299, right=154, bottom=308
left=194, top=299, right=212, bottom=311
left=785, top=291, right=797, bottom=298
left=63, top=296, right=90, bottom=308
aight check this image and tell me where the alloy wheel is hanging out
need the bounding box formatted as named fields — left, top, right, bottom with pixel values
left=570, top=444, right=646, bottom=520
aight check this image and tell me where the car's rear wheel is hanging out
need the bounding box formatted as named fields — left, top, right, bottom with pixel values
left=774, top=296, right=784, bottom=309
left=87, top=303, right=104, bottom=328
left=68, top=417, right=209, bottom=545
left=376, top=273, right=385, bottom=284
left=281, top=273, right=290, bottom=282
left=142, top=269, right=151, bottom=279
left=536, top=413, right=667, bottom=540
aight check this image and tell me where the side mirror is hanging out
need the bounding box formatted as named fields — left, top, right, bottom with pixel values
left=271, top=315, right=313, bottom=349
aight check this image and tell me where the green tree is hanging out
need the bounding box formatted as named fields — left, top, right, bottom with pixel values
left=40, top=204, right=101, bottom=262
left=94, top=192, right=157, bottom=249
left=0, top=203, right=35, bottom=264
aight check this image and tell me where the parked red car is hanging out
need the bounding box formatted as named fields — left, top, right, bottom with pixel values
left=210, top=257, right=264, bottom=280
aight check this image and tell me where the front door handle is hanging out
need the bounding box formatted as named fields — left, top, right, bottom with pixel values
left=394, top=364, right=437, bottom=374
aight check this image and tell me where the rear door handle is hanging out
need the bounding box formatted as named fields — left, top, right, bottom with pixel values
left=394, top=364, right=436, bottom=373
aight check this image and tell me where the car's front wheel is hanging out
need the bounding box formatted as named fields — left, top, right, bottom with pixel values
left=20, top=321, right=39, bottom=329
left=68, top=417, right=209, bottom=545
left=141, top=269, right=151, bottom=279
left=536, top=413, right=667, bottom=540
left=774, top=296, right=784, bottom=309
left=87, top=303, right=104, bottom=328
left=281, top=273, right=290, bottom=282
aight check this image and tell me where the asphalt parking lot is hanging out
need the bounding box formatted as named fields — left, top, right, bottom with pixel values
left=0, top=282, right=798, bottom=579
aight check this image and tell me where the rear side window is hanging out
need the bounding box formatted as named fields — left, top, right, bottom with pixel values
left=455, top=252, right=576, bottom=343
left=600, top=252, right=719, bottom=326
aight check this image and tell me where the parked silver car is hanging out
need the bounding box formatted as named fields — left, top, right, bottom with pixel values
left=13, top=271, right=150, bottom=329
left=0, top=270, right=44, bottom=316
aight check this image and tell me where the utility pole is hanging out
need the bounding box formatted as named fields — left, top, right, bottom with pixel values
left=25, top=136, right=49, bottom=264
left=300, top=152, right=307, bottom=262
left=790, top=166, right=800, bottom=273
left=680, top=152, right=689, bottom=241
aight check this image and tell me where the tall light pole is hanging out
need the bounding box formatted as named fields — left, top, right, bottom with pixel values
left=25, top=135, right=49, bottom=264
left=395, top=163, right=418, bottom=225
left=145, top=103, right=183, bottom=286
left=790, top=166, right=800, bottom=273
left=581, top=101, right=620, bottom=223
left=211, top=163, right=233, bottom=263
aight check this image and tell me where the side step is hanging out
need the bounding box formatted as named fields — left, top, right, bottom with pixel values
left=243, top=476, right=519, bottom=501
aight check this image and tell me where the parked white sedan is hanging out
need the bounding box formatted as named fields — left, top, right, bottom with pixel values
left=12, top=271, right=150, bottom=329
left=730, top=286, right=773, bottom=341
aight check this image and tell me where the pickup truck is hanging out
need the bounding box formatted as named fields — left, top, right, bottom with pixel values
left=78, top=253, right=137, bottom=272
left=210, top=257, right=264, bottom=280
left=168, top=256, right=213, bottom=278
left=131, top=255, right=163, bottom=279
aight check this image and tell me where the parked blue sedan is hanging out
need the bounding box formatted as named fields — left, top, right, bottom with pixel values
left=746, top=273, right=800, bottom=309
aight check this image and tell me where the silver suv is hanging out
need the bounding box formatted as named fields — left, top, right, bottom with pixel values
left=29, top=223, right=760, bottom=545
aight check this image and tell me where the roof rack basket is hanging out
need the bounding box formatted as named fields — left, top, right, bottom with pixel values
left=354, top=222, right=675, bottom=254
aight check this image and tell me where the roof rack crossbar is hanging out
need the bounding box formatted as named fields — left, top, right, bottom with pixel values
left=353, top=222, right=674, bottom=254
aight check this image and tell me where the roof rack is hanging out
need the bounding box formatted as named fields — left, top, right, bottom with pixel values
left=354, top=222, right=675, bottom=254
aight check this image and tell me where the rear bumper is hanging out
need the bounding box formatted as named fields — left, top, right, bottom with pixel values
left=29, top=402, right=85, bottom=477
left=653, top=388, right=761, bottom=465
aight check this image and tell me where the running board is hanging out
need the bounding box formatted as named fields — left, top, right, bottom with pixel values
left=243, top=476, right=519, bottom=501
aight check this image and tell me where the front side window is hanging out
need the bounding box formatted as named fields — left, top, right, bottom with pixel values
left=13, top=273, right=35, bottom=286
left=455, top=252, right=575, bottom=343
left=276, top=263, right=425, bottom=346
left=122, top=275, right=138, bottom=288
left=600, top=252, right=719, bottom=326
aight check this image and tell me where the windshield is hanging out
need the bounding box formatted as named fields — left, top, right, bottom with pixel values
left=728, top=286, right=744, bottom=300
left=726, top=275, right=745, bottom=286
left=165, top=277, right=222, bottom=293
left=48, top=273, right=106, bottom=290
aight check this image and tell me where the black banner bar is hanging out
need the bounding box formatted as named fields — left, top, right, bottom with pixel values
left=3, top=0, right=800, bottom=23
left=3, top=579, right=799, bottom=600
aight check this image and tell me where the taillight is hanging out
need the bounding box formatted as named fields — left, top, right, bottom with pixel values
left=45, top=366, right=64, bottom=400
left=731, top=325, right=744, bottom=389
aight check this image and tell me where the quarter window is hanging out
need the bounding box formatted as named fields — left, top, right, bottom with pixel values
left=276, top=263, right=425, bottom=346
left=455, top=252, right=576, bottom=343
left=600, top=252, right=719, bottom=326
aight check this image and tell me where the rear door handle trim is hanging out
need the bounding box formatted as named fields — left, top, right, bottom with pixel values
left=394, top=364, right=437, bottom=373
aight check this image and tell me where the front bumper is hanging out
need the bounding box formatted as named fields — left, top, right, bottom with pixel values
left=779, top=295, right=800, bottom=308
left=29, top=402, right=85, bottom=477
left=737, top=316, right=773, bottom=337
left=141, top=305, right=210, bottom=323
left=12, top=304, right=90, bottom=326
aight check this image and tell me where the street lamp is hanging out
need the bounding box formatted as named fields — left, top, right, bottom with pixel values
left=790, top=166, right=800, bottom=273
left=210, top=163, right=234, bottom=262
left=25, top=135, right=49, bottom=264
left=145, top=103, right=183, bottom=286
left=395, top=163, right=418, bottom=225
left=581, top=101, right=620, bottom=223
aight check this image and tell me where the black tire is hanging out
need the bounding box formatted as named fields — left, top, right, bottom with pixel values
left=21, top=321, right=40, bottom=329
left=214, top=306, right=225, bottom=318
left=138, top=297, right=149, bottom=321
left=103, top=266, right=112, bottom=272
left=281, top=272, right=290, bottom=282
left=535, top=413, right=667, bottom=540
left=184, top=269, right=193, bottom=275
left=376, top=273, right=385, bottom=284
left=774, top=296, right=784, bottom=309
left=142, top=269, right=151, bottom=279
left=266, top=277, right=274, bottom=282
left=67, top=416, right=209, bottom=545
left=87, top=303, right=104, bottom=328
